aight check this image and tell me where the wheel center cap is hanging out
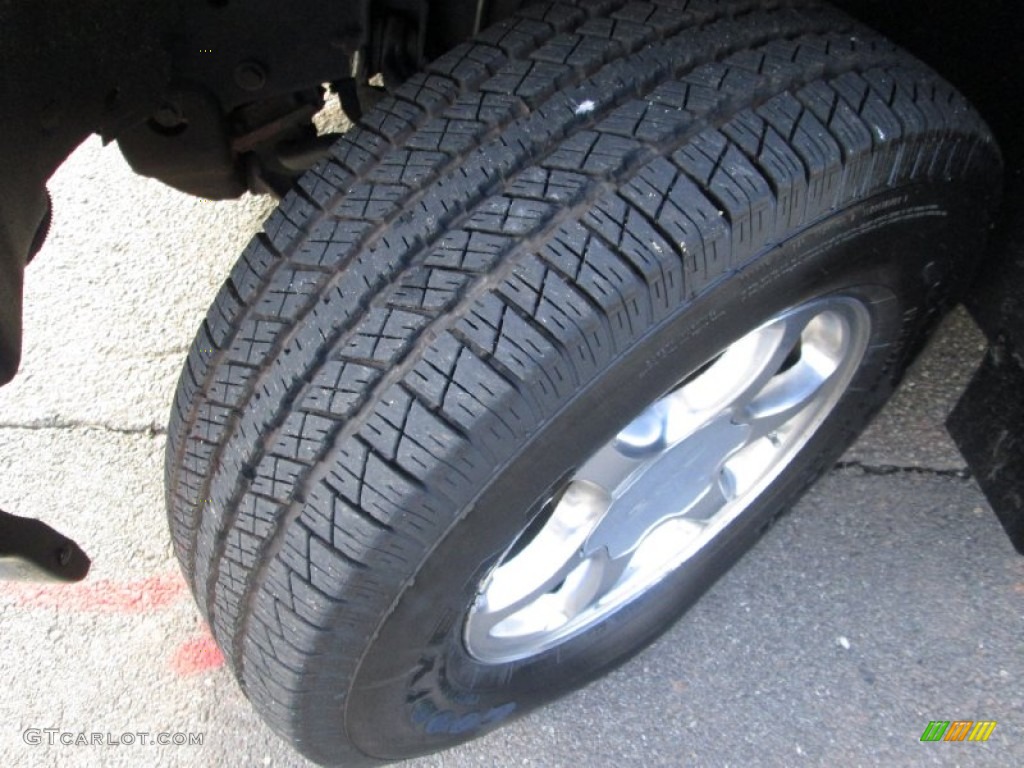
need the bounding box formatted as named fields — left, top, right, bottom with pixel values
left=584, top=413, right=749, bottom=560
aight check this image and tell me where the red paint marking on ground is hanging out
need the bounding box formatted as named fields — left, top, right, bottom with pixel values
left=172, top=632, right=225, bottom=675
left=0, top=571, right=188, bottom=612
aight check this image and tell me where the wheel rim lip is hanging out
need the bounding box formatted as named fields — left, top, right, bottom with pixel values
left=463, top=295, right=872, bottom=664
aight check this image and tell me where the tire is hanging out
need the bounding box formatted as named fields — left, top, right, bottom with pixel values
left=165, top=1, right=1001, bottom=764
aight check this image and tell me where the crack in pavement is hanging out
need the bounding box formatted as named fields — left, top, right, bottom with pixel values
left=832, top=460, right=972, bottom=480
left=0, top=419, right=167, bottom=437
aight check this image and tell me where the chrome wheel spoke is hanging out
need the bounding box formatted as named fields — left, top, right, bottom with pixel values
left=469, top=544, right=634, bottom=656
left=471, top=548, right=587, bottom=638
left=738, top=361, right=830, bottom=440
left=727, top=305, right=818, bottom=412
left=735, top=306, right=856, bottom=441
left=681, top=469, right=734, bottom=521
left=558, top=547, right=632, bottom=619
left=573, top=440, right=645, bottom=494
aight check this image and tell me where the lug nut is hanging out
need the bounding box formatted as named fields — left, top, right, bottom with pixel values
left=234, top=60, right=267, bottom=91
left=152, top=102, right=184, bottom=128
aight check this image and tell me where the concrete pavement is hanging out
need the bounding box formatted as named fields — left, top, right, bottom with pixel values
left=0, top=136, right=1020, bottom=767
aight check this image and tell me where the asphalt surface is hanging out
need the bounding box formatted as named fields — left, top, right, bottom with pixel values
left=0, top=136, right=1021, bottom=768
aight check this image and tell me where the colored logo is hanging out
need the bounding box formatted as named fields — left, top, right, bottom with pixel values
left=920, top=720, right=997, bottom=742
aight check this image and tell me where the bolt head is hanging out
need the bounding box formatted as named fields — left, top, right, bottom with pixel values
left=152, top=103, right=184, bottom=128
left=234, top=60, right=267, bottom=91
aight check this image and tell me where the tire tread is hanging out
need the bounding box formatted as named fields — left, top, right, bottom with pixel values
left=164, top=1, right=999, bottom=760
